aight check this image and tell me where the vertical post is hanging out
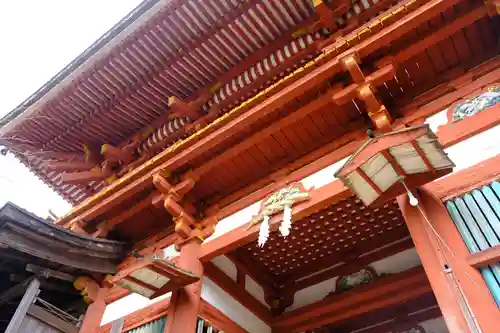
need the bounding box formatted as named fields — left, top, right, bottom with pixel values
left=5, top=278, right=40, bottom=333
left=398, top=193, right=470, bottom=333
left=76, top=279, right=107, bottom=333
left=398, top=188, right=500, bottom=333
left=164, top=238, right=203, bottom=333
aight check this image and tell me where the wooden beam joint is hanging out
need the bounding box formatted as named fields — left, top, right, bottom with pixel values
left=336, top=54, right=394, bottom=130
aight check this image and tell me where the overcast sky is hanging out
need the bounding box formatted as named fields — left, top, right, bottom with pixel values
left=0, top=0, right=143, bottom=217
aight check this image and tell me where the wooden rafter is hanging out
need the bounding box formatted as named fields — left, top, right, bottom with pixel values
left=57, top=0, right=453, bottom=226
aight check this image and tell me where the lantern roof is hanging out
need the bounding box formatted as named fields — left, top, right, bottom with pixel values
left=335, top=125, right=455, bottom=206
left=106, top=255, right=199, bottom=299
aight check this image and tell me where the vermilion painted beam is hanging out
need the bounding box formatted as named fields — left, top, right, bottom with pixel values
left=61, top=169, right=112, bottom=185
left=199, top=106, right=500, bottom=263
left=437, top=103, right=500, bottom=148
left=467, top=244, right=500, bottom=268
left=198, top=301, right=248, bottom=333
left=226, top=252, right=275, bottom=293
left=204, top=262, right=273, bottom=324
left=329, top=294, right=440, bottom=333
left=191, top=85, right=343, bottom=180
left=393, top=5, right=487, bottom=64
left=199, top=180, right=350, bottom=263
left=290, top=237, right=414, bottom=292
left=398, top=58, right=500, bottom=122
left=272, top=267, right=431, bottom=333
left=93, top=191, right=157, bottom=237
left=206, top=124, right=365, bottom=215
left=58, top=0, right=457, bottom=228
left=97, top=298, right=247, bottom=333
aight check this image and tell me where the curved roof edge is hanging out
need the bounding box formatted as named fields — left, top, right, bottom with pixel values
left=0, top=202, right=128, bottom=274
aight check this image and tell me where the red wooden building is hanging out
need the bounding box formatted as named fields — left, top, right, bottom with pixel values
left=1, top=0, right=500, bottom=332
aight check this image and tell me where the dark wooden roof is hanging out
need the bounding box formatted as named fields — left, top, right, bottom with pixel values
left=0, top=203, right=128, bottom=331
left=0, top=0, right=396, bottom=203
left=0, top=202, right=127, bottom=273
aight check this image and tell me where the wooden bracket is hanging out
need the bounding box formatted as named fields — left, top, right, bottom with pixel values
left=74, top=276, right=100, bottom=304
left=168, top=96, right=200, bottom=120
left=153, top=173, right=201, bottom=240
left=101, top=144, right=134, bottom=163
left=61, top=162, right=114, bottom=185
left=335, top=54, right=394, bottom=130
left=313, top=0, right=338, bottom=31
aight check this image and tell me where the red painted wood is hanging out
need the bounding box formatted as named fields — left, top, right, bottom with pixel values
left=399, top=188, right=500, bottom=333
left=164, top=239, right=204, bottom=333
left=468, top=244, right=500, bottom=268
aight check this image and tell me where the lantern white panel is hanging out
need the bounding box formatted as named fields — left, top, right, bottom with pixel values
left=116, top=279, right=155, bottom=298
left=345, top=171, right=379, bottom=205
left=389, top=143, right=428, bottom=174
left=360, top=154, right=399, bottom=192
left=130, top=268, right=170, bottom=289
left=416, top=135, right=454, bottom=169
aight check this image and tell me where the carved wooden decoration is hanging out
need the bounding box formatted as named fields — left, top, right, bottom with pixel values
left=445, top=85, right=500, bottom=124
left=74, top=277, right=100, bottom=304
left=335, top=267, right=378, bottom=293
left=106, top=255, right=200, bottom=299
left=248, top=182, right=310, bottom=247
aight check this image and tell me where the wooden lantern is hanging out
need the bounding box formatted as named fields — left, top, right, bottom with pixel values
left=335, top=125, right=454, bottom=206
left=107, top=256, right=200, bottom=299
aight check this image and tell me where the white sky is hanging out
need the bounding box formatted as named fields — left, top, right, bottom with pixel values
left=0, top=0, right=143, bottom=218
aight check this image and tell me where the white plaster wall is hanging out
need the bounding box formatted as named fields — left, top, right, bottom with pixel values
left=420, top=317, right=449, bottom=333
left=425, top=109, right=448, bottom=132
left=369, top=247, right=421, bottom=274
left=162, top=244, right=179, bottom=259
left=288, top=276, right=338, bottom=311
left=203, top=201, right=261, bottom=244
left=445, top=125, right=500, bottom=173
left=245, top=275, right=269, bottom=308
left=212, top=255, right=238, bottom=281
left=101, top=292, right=171, bottom=325
left=287, top=247, right=419, bottom=312
left=201, top=277, right=271, bottom=333
left=300, top=156, right=349, bottom=190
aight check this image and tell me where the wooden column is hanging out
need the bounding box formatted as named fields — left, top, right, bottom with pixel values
left=75, top=277, right=107, bottom=333
left=398, top=188, right=499, bottom=333
left=79, top=289, right=106, bottom=333
left=164, top=238, right=203, bottom=333
left=398, top=192, right=469, bottom=333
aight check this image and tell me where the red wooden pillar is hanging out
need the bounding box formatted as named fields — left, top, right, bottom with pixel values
left=164, top=238, right=204, bottom=333
left=79, top=288, right=107, bottom=333
left=398, top=188, right=499, bottom=333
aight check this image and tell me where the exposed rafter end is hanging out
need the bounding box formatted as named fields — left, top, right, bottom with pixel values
left=101, top=144, right=133, bottom=163
left=61, top=166, right=113, bottom=185
left=313, top=0, right=346, bottom=31
left=47, top=160, right=96, bottom=172
left=168, top=96, right=200, bottom=121
left=486, top=0, right=500, bottom=16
